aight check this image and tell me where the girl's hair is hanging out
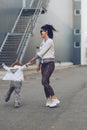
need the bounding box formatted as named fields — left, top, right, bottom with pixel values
left=41, top=24, right=56, bottom=39
left=10, top=60, right=23, bottom=67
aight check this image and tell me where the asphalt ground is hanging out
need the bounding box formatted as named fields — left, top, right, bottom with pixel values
left=0, top=66, right=87, bottom=130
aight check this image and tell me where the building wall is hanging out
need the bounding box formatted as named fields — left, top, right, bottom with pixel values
left=0, top=0, right=22, bottom=45
left=23, top=0, right=74, bottom=63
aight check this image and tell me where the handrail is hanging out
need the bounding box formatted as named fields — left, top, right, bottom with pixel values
left=17, top=0, right=42, bottom=61
left=12, top=8, right=24, bottom=33
left=29, top=0, right=35, bottom=8
left=0, top=33, right=9, bottom=52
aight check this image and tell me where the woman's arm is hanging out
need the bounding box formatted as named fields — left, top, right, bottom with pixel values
left=28, top=55, right=39, bottom=65
left=36, top=62, right=41, bottom=72
left=37, top=41, right=52, bottom=58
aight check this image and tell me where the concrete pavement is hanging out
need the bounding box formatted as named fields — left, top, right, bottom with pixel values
left=0, top=65, right=87, bottom=130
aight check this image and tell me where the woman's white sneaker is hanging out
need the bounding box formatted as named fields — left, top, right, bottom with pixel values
left=46, top=99, right=51, bottom=107
left=49, top=99, right=60, bottom=108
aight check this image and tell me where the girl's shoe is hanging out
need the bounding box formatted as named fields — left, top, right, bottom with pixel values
left=4, top=93, right=11, bottom=102
left=4, top=87, right=15, bottom=102
left=49, top=99, right=60, bottom=108
left=14, top=102, right=21, bottom=108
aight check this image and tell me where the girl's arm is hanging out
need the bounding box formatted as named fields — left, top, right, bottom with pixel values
left=2, top=63, right=11, bottom=72
left=19, top=63, right=29, bottom=71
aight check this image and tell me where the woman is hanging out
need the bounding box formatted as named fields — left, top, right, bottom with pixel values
left=29, top=24, right=60, bottom=108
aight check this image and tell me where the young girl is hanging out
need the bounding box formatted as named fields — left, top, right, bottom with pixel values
left=29, top=24, right=60, bottom=108
left=2, top=61, right=29, bottom=108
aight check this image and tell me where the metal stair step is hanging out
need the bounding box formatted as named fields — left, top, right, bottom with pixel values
left=0, top=54, right=17, bottom=57
left=0, top=48, right=16, bottom=51
left=21, top=9, right=36, bottom=16
left=0, top=60, right=16, bottom=66
left=0, top=55, right=16, bottom=58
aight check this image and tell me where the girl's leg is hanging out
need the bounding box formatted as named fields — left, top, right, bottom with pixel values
left=14, top=81, right=22, bottom=107
left=5, top=81, right=15, bottom=102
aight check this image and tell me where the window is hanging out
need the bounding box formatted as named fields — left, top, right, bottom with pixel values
left=74, top=42, right=80, bottom=48
left=74, top=29, right=81, bottom=35
left=74, top=9, right=81, bottom=16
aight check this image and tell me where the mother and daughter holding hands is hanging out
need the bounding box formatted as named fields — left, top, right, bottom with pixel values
left=2, top=24, right=60, bottom=108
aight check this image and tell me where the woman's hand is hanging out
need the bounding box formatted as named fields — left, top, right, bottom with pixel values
left=36, top=63, right=41, bottom=72
left=28, top=57, right=36, bottom=65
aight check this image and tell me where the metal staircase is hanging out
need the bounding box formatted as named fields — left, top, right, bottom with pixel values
left=0, top=0, right=43, bottom=66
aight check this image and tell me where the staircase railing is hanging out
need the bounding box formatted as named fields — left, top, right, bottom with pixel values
left=0, top=8, right=23, bottom=53
left=0, top=33, right=9, bottom=53
left=0, top=0, right=43, bottom=63
left=16, top=0, right=42, bottom=62
left=12, top=8, right=24, bottom=33
left=29, top=0, right=35, bottom=8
